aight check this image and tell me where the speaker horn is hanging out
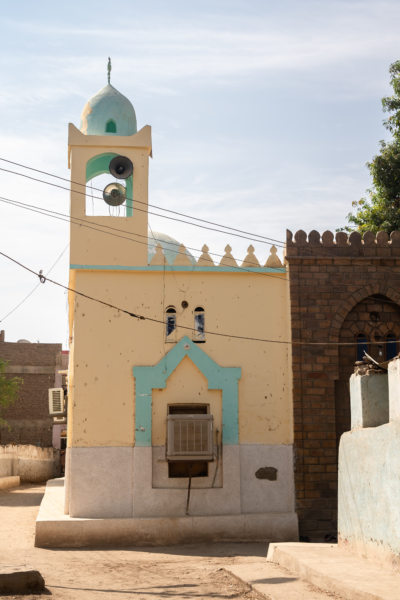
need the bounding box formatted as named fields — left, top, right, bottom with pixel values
left=109, top=155, right=133, bottom=179
left=103, top=183, right=126, bottom=206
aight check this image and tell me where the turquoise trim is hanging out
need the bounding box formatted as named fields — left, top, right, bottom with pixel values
left=85, top=153, right=133, bottom=217
left=133, top=336, right=241, bottom=447
left=70, top=264, right=286, bottom=274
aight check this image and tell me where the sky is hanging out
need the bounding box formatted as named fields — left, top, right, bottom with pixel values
left=0, top=0, right=400, bottom=345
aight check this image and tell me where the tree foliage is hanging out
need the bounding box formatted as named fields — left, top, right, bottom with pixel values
left=347, top=60, right=400, bottom=233
left=0, top=359, right=22, bottom=428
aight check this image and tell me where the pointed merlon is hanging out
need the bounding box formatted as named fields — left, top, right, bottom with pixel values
left=265, top=245, right=283, bottom=268
left=173, top=244, right=193, bottom=266
left=242, top=244, right=260, bottom=267
left=197, top=244, right=214, bottom=266
left=150, top=243, right=166, bottom=266
left=219, top=244, right=238, bottom=267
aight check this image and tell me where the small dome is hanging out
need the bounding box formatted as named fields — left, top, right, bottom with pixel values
left=80, top=84, right=137, bottom=136
left=148, top=231, right=196, bottom=266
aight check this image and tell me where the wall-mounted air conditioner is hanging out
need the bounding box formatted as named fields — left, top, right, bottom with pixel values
left=48, top=388, right=65, bottom=416
left=167, top=414, right=213, bottom=461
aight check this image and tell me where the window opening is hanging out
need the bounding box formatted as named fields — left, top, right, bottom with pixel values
left=356, top=334, right=368, bottom=362
left=167, top=404, right=212, bottom=478
left=105, top=119, right=117, bottom=133
left=165, top=306, right=176, bottom=341
left=386, top=333, right=398, bottom=361
left=193, top=306, right=205, bottom=343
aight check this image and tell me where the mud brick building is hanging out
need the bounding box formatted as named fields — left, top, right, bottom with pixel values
left=0, top=330, right=64, bottom=446
left=286, top=229, right=400, bottom=539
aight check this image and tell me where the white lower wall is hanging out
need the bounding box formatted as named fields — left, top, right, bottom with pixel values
left=66, top=444, right=296, bottom=527
left=68, top=447, right=134, bottom=518
left=0, top=445, right=58, bottom=482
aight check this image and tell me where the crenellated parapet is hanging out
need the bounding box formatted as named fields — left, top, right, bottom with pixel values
left=150, top=243, right=284, bottom=269
left=286, top=229, right=400, bottom=257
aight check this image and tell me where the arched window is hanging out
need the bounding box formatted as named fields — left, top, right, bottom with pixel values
left=386, top=333, right=398, bottom=361
left=166, top=307, right=176, bottom=342
left=105, top=119, right=117, bottom=133
left=356, top=333, right=368, bottom=361
left=193, top=307, right=205, bottom=342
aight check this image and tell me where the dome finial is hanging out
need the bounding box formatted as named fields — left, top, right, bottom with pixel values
left=107, top=57, right=112, bottom=84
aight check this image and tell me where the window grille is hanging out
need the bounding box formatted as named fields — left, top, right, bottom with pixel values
left=167, top=414, right=213, bottom=461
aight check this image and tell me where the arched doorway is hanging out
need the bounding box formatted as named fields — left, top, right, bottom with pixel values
left=335, top=294, right=400, bottom=449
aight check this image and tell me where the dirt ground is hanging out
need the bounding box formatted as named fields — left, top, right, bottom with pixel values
left=0, top=484, right=267, bottom=600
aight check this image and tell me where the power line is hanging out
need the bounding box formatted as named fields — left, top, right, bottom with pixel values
left=0, top=248, right=397, bottom=347
left=0, top=195, right=288, bottom=281
left=0, top=159, right=285, bottom=247
left=0, top=243, right=69, bottom=323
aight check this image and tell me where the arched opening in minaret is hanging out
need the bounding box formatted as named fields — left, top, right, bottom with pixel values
left=85, top=152, right=133, bottom=217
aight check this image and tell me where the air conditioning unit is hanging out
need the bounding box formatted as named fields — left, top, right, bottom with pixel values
left=167, top=414, right=213, bottom=461
left=48, top=388, right=65, bottom=416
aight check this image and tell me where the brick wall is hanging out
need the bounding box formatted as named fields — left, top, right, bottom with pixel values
left=286, top=229, right=400, bottom=539
left=0, top=338, right=62, bottom=446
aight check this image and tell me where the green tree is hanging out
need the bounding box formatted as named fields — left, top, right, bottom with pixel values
left=0, top=359, right=22, bottom=428
left=347, top=60, right=400, bottom=233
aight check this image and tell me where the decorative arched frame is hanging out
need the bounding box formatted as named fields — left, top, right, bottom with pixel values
left=86, top=152, right=133, bottom=216
left=329, top=284, right=400, bottom=343
left=133, top=336, right=241, bottom=447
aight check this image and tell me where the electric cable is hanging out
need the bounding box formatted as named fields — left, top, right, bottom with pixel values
left=0, top=160, right=285, bottom=247
left=0, top=248, right=397, bottom=347
left=0, top=195, right=288, bottom=281
left=0, top=243, right=69, bottom=323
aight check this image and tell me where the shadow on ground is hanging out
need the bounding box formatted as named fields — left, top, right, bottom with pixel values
left=0, top=491, right=44, bottom=507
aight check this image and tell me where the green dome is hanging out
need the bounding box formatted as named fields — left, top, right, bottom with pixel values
left=148, top=231, right=196, bottom=265
left=80, top=84, right=137, bottom=136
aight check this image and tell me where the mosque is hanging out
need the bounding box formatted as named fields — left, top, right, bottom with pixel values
left=35, top=67, right=299, bottom=546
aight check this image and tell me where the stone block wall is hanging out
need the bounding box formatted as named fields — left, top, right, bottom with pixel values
left=286, top=229, right=400, bottom=539
left=0, top=335, right=62, bottom=446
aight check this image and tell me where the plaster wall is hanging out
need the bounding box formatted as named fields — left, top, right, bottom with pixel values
left=68, top=268, right=292, bottom=448
left=66, top=443, right=296, bottom=520
left=0, top=445, right=58, bottom=482
left=338, top=422, right=400, bottom=566
left=349, top=372, right=388, bottom=429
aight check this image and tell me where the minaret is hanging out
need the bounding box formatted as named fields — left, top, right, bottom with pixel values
left=68, top=60, right=152, bottom=267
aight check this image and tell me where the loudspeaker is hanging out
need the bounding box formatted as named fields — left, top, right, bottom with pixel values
left=103, top=183, right=126, bottom=206
left=109, top=155, right=133, bottom=179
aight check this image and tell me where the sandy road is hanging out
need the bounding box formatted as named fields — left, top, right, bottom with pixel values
left=0, top=484, right=266, bottom=600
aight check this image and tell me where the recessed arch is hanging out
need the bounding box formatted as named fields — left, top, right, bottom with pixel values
left=85, top=152, right=133, bottom=217
left=133, top=336, right=241, bottom=447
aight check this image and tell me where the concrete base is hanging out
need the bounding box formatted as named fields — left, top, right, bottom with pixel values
left=267, top=542, right=400, bottom=600
left=0, top=475, right=20, bottom=491
left=36, top=479, right=298, bottom=548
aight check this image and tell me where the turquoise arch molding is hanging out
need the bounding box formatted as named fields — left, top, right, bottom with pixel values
left=86, top=152, right=133, bottom=217
left=133, top=336, right=241, bottom=447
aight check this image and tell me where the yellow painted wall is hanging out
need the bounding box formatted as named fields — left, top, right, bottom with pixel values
left=68, top=268, right=292, bottom=448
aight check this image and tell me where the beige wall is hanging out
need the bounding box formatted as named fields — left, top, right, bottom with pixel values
left=152, top=356, right=222, bottom=446
left=68, top=268, right=292, bottom=448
